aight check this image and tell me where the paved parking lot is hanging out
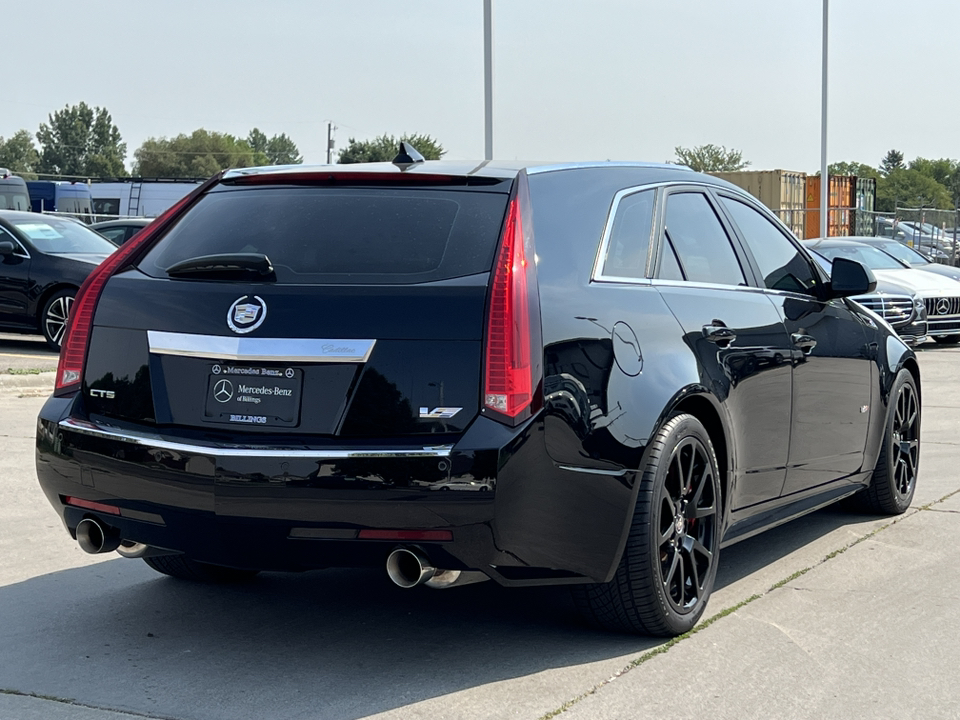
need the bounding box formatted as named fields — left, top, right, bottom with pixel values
left=1, top=341, right=958, bottom=719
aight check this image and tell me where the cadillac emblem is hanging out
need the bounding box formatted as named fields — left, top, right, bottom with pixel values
left=227, top=295, right=267, bottom=334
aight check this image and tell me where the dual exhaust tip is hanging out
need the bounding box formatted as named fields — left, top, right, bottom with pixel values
left=77, top=518, right=485, bottom=589
left=385, top=546, right=487, bottom=590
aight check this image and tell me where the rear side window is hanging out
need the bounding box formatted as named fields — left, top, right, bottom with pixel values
left=139, top=187, right=510, bottom=285
left=664, top=192, right=745, bottom=286
left=600, top=189, right=655, bottom=279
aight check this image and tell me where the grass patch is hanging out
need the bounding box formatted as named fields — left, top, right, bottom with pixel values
left=5, top=367, right=48, bottom=375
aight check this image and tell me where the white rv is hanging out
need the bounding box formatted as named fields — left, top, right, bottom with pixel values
left=90, top=179, right=202, bottom=218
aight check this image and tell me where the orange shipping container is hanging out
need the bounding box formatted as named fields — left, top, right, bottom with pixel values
left=804, top=175, right=855, bottom=238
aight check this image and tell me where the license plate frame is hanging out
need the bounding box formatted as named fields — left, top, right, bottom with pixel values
left=202, top=363, right=303, bottom=428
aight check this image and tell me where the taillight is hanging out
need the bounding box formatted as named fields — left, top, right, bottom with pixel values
left=483, top=174, right=541, bottom=424
left=54, top=174, right=222, bottom=395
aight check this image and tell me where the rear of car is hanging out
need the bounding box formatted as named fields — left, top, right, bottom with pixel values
left=35, top=164, right=567, bottom=584
left=0, top=170, right=30, bottom=210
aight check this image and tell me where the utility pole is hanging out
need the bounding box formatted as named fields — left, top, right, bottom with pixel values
left=819, top=0, right=829, bottom=238
left=483, top=0, right=494, bottom=161
left=326, top=122, right=336, bottom=164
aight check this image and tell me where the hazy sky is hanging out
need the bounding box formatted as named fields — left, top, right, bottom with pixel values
left=5, top=0, right=956, bottom=173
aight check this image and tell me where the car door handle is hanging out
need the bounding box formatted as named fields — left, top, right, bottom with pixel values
left=703, top=324, right=736, bottom=347
left=792, top=333, right=817, bottom=354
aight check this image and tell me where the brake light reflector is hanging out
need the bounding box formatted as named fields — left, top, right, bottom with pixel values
left=64, top=496, right=121, bottom=515
left=483, top=181, right=538, bottom=422
left=55, top=176, right=220, bottom=395
left=357, top=529, right=453, bottom=542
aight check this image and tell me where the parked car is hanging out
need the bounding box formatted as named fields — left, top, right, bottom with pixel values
left=0, top=210, right=115, bottom=348
left=853, top=236, right=960, bottom=282
left=90, top=217, right=153, bottom=246
left=0, top=169, right=31, bottom=210
left=805, top=238, right=960, bottom=344
left=876, top=217, right=953, bottom=262
left=36, top=156, right=921, bottom=636
left=809, top=251, right=927, bottom=345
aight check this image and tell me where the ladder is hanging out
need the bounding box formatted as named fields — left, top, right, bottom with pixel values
left=127, top=182, right=143, bottom=216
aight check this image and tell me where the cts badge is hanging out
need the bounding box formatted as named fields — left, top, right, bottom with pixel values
left=420, top=407, right=462, bottom=419
left=89, top=389, right=115, bottom=399
left=227, top=295, right=267, bottom=334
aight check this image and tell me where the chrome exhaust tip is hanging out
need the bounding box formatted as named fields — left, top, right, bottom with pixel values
left=386, top=547, right=436, bottom=588
left=76, top=518, right=122, bottom=555
left=116, top=541, right=177, bottom=559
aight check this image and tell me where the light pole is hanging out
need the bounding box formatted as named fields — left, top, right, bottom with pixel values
left=820, top=0, right=829, bottom=238
left=483, top=0, right=494, bottom=161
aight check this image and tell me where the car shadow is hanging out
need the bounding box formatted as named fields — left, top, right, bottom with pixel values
left=0, top=505, right=880, bottom=720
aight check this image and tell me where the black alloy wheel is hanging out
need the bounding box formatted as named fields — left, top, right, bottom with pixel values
left=41, top=289, right=75, bottom=350
left=862, top=369, right=920, bottom=514
left=656, top=435, right=718, bottom=616
left=572, top=413, right=721, bottom=636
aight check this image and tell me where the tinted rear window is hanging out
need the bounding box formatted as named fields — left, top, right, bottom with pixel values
left=139, top=187, right=510, bottom=284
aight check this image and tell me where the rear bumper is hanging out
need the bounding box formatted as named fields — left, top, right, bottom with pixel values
left=36, top=397, right=637, bottom=585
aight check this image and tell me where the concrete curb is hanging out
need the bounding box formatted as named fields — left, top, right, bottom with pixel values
left=0, top=371, right=55, bottom=394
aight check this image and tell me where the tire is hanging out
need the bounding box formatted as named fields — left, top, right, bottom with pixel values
left=572, top=413, right=722, bottom=636
left=40, top=289, right=75, bottom=350
left=932, top=335, right=960, bottom=345
left=860, top=369, right=920, bottom=514
left=143, top=555, right=260, bottom=583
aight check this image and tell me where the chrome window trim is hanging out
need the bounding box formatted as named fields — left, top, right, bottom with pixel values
left=0, top=226, right=30, bottom=259
left=58, top=418, right=453, bottom=459
left=591, top=183, right=661, bottom=282
left=147, top=331, right=376, bottom=363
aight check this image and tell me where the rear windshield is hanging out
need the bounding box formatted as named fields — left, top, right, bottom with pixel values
left=138, top=186, right=509, bottom=284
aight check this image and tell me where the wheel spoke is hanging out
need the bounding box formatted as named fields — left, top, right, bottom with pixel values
left=685, top=546, right=701, bottom=596
left=663, top=546, right=681, bottom=591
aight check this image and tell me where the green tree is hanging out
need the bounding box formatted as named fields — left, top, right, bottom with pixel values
left=247, top=128, right=302, bottom=165
left=133, top=129, right=268, bottom=177
left=875, top=168, right=952, bottom=212
left=0, top=130, right=40, bottom=179
left=879, top=149, right=905, bottom=176
left=337, top=133, right=445, bottom=164
left=909, top=157, right=960, bottom=204
left=827, top=161, right=880, bottom=179
left=36, top=102, right=126, bottom=178
left=673, top=144, right=749, bottom=172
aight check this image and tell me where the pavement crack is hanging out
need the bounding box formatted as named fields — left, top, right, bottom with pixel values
left=0, top=689, right=177, bottom=719
left=539, top=489, right=960, bottom=720
left=922, top=507, right=960, bottom=515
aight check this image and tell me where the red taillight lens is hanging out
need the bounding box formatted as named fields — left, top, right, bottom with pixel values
left=483, top=176, right=540, bottom=423
left=54, top=176, right=221, bottom=395
left=64, top=496, right=121, bottom=515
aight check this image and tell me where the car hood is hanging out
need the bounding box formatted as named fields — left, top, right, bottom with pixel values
left=48, top=252, right=111, bottom=265
left=916, top=263, right=960, bottom=282
left=873, top=268, right=960, bottom=296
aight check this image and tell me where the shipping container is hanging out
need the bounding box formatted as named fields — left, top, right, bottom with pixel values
left=804, top=175, right=855, bottom=238
left=854, top=177, right=877, bottom=236
left=710, top=169, right=807, bottom=238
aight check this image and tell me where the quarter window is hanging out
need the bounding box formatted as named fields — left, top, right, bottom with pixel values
left=600, top=189, right=655, bottom=279
left=720, top=197, right=819, bottom=295
left=663, top=192, right=745, bottom=286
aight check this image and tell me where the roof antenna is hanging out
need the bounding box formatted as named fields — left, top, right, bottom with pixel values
left=392, top=142, right=425, bottom=171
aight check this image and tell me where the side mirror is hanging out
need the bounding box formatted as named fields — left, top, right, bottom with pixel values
left=830, top=257, right=876, bottom=298
left=0, top=241, right=15, bottom=256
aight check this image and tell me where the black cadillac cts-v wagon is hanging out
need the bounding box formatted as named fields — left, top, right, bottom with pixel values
left=35, top=153, right=921, bottom=635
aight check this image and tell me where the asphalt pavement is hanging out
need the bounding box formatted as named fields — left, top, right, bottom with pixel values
left=0, top=342, right=958, bottom=719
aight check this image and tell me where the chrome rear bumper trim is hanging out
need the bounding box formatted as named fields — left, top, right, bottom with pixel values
left=147, top=331, right=376, bottom=363
left=58, top=418, right=453, bottom=459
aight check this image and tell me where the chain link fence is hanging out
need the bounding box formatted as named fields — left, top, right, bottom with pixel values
left=854, top=207, right=960, bottom=265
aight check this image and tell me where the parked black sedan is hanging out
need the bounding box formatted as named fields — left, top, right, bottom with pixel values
left=35, top=156, right=921, bottom=636
left=90, top=217, right=153, bottom=246
left=0, top=211, right=115, bottom=349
